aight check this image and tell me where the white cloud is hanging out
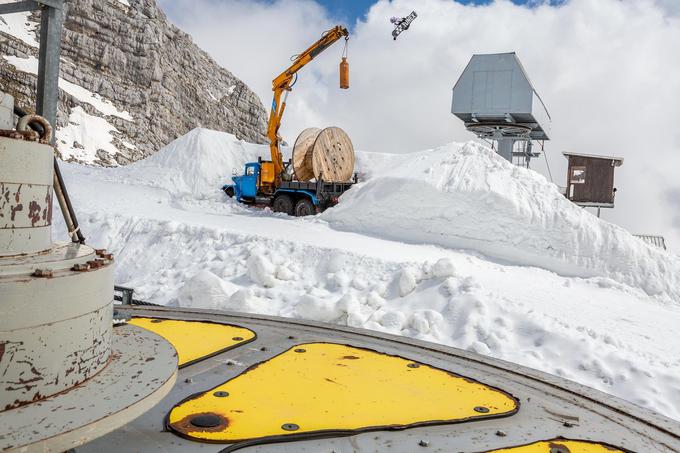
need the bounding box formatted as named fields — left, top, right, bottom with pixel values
left=159, top=0, right=680, bottom=253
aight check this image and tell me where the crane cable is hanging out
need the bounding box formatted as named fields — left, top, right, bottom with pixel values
left=541, top=141, right=554, bottom=183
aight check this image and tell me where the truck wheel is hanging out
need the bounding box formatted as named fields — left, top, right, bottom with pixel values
left=223, top=186, right=235, bottom=198
left=294, top=198, right=315, bottom=217
left=272, top=194, right=294, bottom=215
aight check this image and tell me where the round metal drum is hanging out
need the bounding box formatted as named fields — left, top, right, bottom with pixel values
left=0, top=242, right=113, bottom=408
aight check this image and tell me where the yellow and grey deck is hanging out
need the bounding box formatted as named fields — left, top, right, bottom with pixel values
left=167, top=342, right=518, bottom=443
left=79, top=306, right=680, bottom=453
left=128, top=317, right=256, bottom=367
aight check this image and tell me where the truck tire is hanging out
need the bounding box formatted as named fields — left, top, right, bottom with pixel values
left=272, top=194, right=294, bottom=215
left=294, top=198, right=315, bottom=217
left=223, top=186, right=235, bottom=198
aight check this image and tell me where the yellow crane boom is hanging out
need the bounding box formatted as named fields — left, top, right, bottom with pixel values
left=266, top=25, right=349, bottom=186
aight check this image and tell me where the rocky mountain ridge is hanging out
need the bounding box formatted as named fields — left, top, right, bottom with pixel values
left=0, top=0, right=268, bottom=166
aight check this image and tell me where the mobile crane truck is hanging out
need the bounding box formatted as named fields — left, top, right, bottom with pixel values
left=222, top=26, right=357, bottom=217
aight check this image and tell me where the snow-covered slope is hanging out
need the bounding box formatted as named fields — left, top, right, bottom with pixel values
left=324, top=142, right=680, bottom=302
left=57, top=129, right=680, bottom=420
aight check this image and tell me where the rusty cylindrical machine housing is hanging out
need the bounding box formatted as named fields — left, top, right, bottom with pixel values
left=0, top=130, right=114, bottom=410
left=0, top=136, right=53, bottom=255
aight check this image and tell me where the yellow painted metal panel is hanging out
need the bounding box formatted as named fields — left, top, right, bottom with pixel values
left=128, top=318, right=256, bottom=367
left=487, top=439, right=626, bottom=452
left=168, top=342, right=518, bottom=443
left=260, top=162, right=275, bottom=185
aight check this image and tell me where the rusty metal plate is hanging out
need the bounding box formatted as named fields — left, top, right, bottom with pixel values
left=485, top=439, right=627, bottom=452
left=128, top=317, right=256, bottom=368
left=0, top=182, right=52, bottom=229
left=0, top=324, right=177, bottom=452
left=167, top=342, right=518, bottom=446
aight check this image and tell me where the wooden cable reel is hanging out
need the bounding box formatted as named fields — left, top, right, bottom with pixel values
left=292, top=127, right=355, bottom=182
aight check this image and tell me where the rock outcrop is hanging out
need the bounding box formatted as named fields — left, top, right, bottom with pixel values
left=0, top=0, right=268, bottom=166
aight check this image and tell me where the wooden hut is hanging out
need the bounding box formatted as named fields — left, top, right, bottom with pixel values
left=563, top=152, right=623, bottom=207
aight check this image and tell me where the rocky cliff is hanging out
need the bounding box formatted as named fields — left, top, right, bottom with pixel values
left=0, top=0, right=268, bottom=166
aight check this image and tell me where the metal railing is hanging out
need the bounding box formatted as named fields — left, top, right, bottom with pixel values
left=113, top=286, right=160, bottom=306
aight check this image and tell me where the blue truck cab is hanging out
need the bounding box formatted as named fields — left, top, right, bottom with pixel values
left=223, top=162, right=260, bottom=202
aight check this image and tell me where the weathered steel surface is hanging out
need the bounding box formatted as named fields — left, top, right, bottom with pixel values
left=0, top=182, right=52, bottom=229
left=0, top=136, right=53, bottom=255
left=128, top=317, right=256, bottom=367
left=486, top=439, right=625, bottom=452
left=168, top=342, right=517, bottom=443
left=0, top=324, right=178, bottom=452
left=79, top=307, right=680, bottom=453
left=0, top=243, right=114, bottom=409
left=0, top=304, right=112, bottom=410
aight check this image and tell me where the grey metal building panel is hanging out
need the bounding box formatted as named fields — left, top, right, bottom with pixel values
left=452, top=52, right=550, bottom=140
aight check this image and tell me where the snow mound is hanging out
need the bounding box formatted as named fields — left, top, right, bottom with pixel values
left=323, top=141, right=680, bottom=302
left=178, top=270, right=239, bottom=310
left=112, top=128, right=267, bottom=197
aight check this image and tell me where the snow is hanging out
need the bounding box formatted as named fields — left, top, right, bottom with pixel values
left=57, top=107, right=123, bottom=164
left=0, top=3, right=39, bottom=47
left=323, top=141, right=680, bottom=302
left=2, top=55, right=133, bottom=121
left=55, top=128, right=680, bottom=421
left=111, top=128, right=281, bottom=198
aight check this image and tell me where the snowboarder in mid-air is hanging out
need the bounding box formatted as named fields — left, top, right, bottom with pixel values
left=391, top=11, right=417, bottom=40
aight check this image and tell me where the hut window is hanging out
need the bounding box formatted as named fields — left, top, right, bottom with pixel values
left=571, top=166, right=586, bottom=184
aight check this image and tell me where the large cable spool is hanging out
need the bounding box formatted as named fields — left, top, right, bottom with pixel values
left=292, top=127, right=320, bottom=182
left=292, top=126, right=355, bottom=182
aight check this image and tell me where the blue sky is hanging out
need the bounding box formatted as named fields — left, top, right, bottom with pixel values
left=318, top=0, right=543, bottom=23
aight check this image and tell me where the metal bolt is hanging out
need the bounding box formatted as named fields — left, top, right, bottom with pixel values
left=190, top=414, right=222, bottom=428
left=294, top=348, right=306, bottom=353
left=495, top=430, right=507, bottom=437
left=563, top=421, right=575, bottom=428
left=281, top=423, right=299, bottom=431
left=550, top=448, right=569, bottom=453
left=418, top=440, right=429, bottom=447
left=213, top=391, right=229, bottom=397
left=71, top=263, right=90, bottom=272
left=288, top=335, right=296, bottom=339
left=474, top=406, right=490, bottom=413
left=150, top=319, right=163, bottom=323
left=260, top=346, right=267, bottom=351
left=184, top=378, right=193, bottom=384
left=94, top=249, right=113, bottom=260
left=32, top=268, right=53, bottom=278
left=407, top=363, right=420, bottom=368
left=232, top=336, right=244, bottom=341
left=226, top=361, right=234, bottom=366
